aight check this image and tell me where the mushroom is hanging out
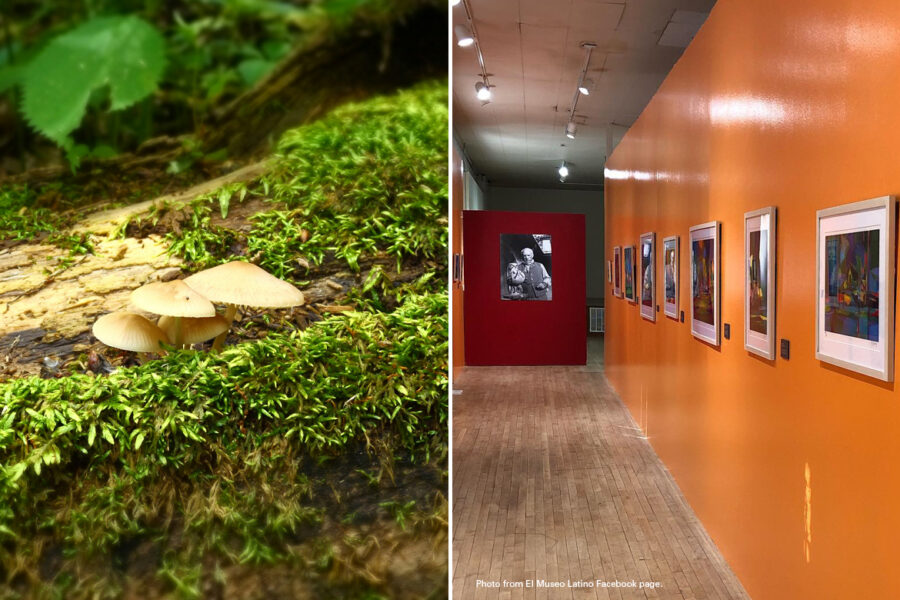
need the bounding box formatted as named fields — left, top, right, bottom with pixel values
left=157, top=315, right=229, bottom=348
left=130, top=280, right=216, bottom=347
left=183, top=261, right=305, bottom=349
left=92, top=312, right=170, bottom=362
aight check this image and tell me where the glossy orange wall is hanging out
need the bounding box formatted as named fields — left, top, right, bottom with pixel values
left=452, top=145, right=464, bottom=376
left=605, top=1, right=900, bottom=598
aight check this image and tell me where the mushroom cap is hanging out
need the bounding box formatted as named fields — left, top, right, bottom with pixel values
left=183, top=261, right=305, bottom=308
left=158, top=315, right=230, bottom=345
left=131, top=280, right=216, bottom=318
left=93, top=312, right=170, bottom=353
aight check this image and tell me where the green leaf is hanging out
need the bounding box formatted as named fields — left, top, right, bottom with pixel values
left=21, top=16, right=166, bottom=144
left=236, top=58, right=275, bottom=86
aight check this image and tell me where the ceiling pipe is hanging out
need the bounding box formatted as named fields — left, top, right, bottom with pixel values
left=566, top=42, right=596, bottom=137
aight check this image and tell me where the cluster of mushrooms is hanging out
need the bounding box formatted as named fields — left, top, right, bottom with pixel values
left=92, top=261, right=305, bottom=359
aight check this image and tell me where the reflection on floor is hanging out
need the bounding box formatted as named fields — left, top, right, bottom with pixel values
left=451, top=338, right=750, bottom=599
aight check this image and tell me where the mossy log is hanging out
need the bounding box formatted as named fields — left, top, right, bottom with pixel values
left=201, top=1, right=447, bottom=157
left=0, top=172, right=431, bottom=381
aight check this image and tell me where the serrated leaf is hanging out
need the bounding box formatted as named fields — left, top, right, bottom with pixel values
left=21, top=16, right=166, bottom=144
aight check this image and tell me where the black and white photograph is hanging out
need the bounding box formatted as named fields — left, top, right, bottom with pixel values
left=500, top=233, right=553, bottom=301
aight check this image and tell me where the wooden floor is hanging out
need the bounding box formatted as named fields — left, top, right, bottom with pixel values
left=451, top=339, right=750, bottom=600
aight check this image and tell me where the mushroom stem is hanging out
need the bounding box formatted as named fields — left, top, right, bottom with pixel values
left=212, top=305, right=238, bottom=350
left=173, top=316, right=184, bottom=347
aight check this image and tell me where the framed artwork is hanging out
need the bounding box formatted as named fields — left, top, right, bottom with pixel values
left=745, top=207, right=777, bottom=359
left=689, top=221, right=721, bottom=345
left=816, top=196, right=895, bottom=381
left=662, top=236, right=679, bottom=320
left=613, top=246, right=622, bottom=297
left=624, top=245, right=636, bottom=303
left=640, top=232, right=655, bottom=321
left=500, top=233, right=553, bottom=301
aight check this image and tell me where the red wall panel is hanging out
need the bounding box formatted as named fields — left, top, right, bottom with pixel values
left=463, top=210, right=586, bottom=365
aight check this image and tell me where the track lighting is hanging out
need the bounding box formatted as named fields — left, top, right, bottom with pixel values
left=558, top=162, right=569, bottom=179
left=475, top=81, right=491, bottom=101
left=457, top=0, right=493, bottom=108
left=564, top=42, right=596, bottom=139
left=455, top=24, right=474, bottom=47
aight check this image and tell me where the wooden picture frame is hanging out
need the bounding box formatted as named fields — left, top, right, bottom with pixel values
left=744, top=207, right=777, bottom=359
left=689, top=221, right=721, bottom=346
left=640, top=232, right=655, bottom=321
left=662, top=235, right=679, bottom=320
left=816, top=196, right=895, bottom=381
left=624, top=245, right=636, bottom=303
left=613, top=246, right=622, bottom=298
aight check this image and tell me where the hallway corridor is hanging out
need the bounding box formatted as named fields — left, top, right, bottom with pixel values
left=451, top=341, right=750, bottom=599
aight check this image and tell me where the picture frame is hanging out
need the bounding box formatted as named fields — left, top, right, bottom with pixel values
left=613, top=246, right=622, bottom=297
left=640, top=232, right=655, bottom=321
left=500, top=233, right=553, bottom=301
left=816, top=196, right=895, bottom=381
left=689, top=221, right=721, bottom=346
left=662, top=235, right=679, bottom=320
left=744, top=207, right=777, bottom=359
left=624, top=245, right=636, bottom=303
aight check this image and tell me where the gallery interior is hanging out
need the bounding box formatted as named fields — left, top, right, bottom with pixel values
left=451, top=0, right=900, bottom=598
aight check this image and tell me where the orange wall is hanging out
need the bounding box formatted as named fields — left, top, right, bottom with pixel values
left=452, top=144, right=465, bottom=376
left=605, top=1, right=900, bottom=598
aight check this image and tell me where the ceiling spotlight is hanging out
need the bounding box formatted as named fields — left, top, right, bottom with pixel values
left=475, top=81, right=492, bottom=101
left=455, top=24, right=474, bottom=47
left=565, top=121, right=577, bottom=139
left=558, top=162, right=569, bottom=179
left=578, top=78, right=593, bottom=95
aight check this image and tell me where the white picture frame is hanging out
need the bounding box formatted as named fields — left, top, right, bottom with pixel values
left=744, top=207, right=777, bottom=359
left=662, top=236, right=679, bottom=320
left=640, top=232, right=655, bottom=321
left=816, top=196, right=895, bottom=381
left=690, top=221, right=721, bottom=346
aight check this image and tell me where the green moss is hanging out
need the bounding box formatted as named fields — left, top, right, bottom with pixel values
left=0, top=292, right=447, bottom=597
left=164, top=79, right=448, bottom=279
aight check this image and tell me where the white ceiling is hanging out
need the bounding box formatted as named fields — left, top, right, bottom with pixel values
left=452, top=0, right=716, bottom=190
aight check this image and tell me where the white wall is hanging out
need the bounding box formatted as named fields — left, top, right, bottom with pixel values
left=484, top=186, right=604, bottom=301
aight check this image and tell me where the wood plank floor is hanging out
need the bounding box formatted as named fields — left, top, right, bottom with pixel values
left=451, top=340, right=750, bottom=600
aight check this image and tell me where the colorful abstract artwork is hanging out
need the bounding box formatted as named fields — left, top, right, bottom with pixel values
left=624, top=246, right=635, bottom=302
left=640, top=232, right=655, bottom=321
left=748, top=229, right=768, bottom=334
left=692, top=238, right=715, bottom=325
left=663, top=236, right=678, bottom=318
left=614, top=246, right=621, bottom=297
left=824, top=229, right=879, bottom=341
